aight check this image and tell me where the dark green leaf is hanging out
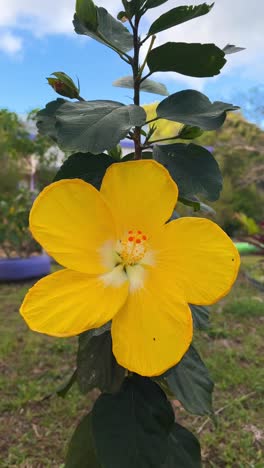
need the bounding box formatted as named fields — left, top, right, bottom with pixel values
left=65, top=413, right=102, bottom=468
left=223, top=43, right=246, bottom=55
left=113, top=75, right=169, bottom=96
left=55, top=100, right=146, bottom=153
left=144, top=0, right=169, bottom=9
left=190, top=304, right=210, bottom=330
left=153, top=143, right=223, bottom=201
left=162, top=423, right=202, bottom=468
left=54, top=153, right=113, bottom=189
left=122, top=0, right=143, bottom=18
left=178, top=124, right=204, bottom=140
left=148, top=3, right=214, bottom=36
left=73, top=6, right=133, bottom=53
left=92, top=375, right=174, bottom=468
left=147, top=42, right=226, bottom=78
left=77, top=331, right=125, bottom=394
left=161, top=345, right=214, bottom=416
left=157, top=90, right=239, bottom=130
left=36, top=98, right=66, bottom=140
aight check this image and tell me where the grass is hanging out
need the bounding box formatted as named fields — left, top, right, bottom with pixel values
left=0, top=258, right=263, bottom=467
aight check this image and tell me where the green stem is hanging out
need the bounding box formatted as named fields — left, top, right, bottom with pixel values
left=132, top=15, right=142, bottom=160
left=146, top=135, right=180, bottom=145
left=138, top=35, right=156, bottom=76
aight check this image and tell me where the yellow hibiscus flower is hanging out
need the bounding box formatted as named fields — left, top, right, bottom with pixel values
left=20, top=160, right=240, bottom=376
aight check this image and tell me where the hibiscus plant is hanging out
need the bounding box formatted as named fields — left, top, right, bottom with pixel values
left=20, top=1, right=244, bottom=466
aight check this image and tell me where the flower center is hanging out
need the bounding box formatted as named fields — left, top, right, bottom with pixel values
left=116, top=230, right=148, bottom=266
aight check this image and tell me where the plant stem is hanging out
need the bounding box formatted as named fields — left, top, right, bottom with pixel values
left=132, top=15, right=142, bottom=160
left=146, top=135, right=180, bottom=145
left=138, top=35, right=156, bottom=76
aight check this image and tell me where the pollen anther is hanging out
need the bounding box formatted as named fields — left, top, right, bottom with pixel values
left=116, top=229, right=148, bottom=265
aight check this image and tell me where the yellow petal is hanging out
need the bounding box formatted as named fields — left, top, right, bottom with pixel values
left=155, top=217, right=240, bottom=305
left=20, top=269, right=128, bottom=337
left=30, top=179, right=117, bottom=274
left=111, top=267, right=193, bottom=376
left=100, top=160, right=178, bottom=237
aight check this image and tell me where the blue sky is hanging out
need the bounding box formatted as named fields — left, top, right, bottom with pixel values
left=0, top=0, right=263, bottom=124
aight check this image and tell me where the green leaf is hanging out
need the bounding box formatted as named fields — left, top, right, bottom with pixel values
left=73, top=7, right=133, bottom=53
left=122, top=0, right=142, bottom=18
left=75, top=0, right=98, bottom=31
left=157, top=90, right=239, bottom=130
left=107, top=144, right=123, bottom=160
left=113, top=75, right=169, bottom=96
left=65, top=413, right=102, bottom=468
left=162, top=423, right=202, bottom=468
left=36, top=98, right=66, bottom=140
left=144, top=0, right=169, bottom=9
left=92, top=375, right=174, bottom=468
left=147, top=42, right=226, bottom=78
left=190, top=305, right=210, bottom=330
left=161, top=345, right=214, bottom=416
left=54, top=153, right=113, bottom=189
left=148, top=3, right=214, bottom=36
left=55, top=100, right=146, bottom=153
left=153, top=143, right=223, bottom=201
left=223, top=43, right=246, bottom=55
left=178, top=124, right=204, bottom=140
left=77, top=331, right=125, bottom=394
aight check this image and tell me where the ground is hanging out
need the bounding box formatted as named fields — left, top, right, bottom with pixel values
left=0, top=258, right=263, bottom=467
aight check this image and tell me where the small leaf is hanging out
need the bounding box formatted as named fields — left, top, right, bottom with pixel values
left=160, top=345, right=214, bottom=416
left=47, top=71, right=80, bottom=99
left=55, top=100, right=146, bottom=153
left=65, top=413, right=102, bottom=468
left=157, top=90, right=239, bottom=130
left=54, top=153, right=113, bottom=189
left=77, top=331, right=125, bottom=394
left=162, top=423, right=202, bottom=468
left=190, top=304, right=210, bottom=330
left=178, top=196, right=201, bottom=211
left=223, top=43, right=246, bottom=55
left=178, top=125, right=204, bottom=140
left=113, top=75, right=169, bottom=96
left=147, top=42, right=226, bottom=78
left=36, top=98, right=66, bottom=140
left=73, top=7, right=133, bottom=53
left=92, top=375, right=174, bottom=468
left=148, top=3, right=214, bottom=36
left=153, top=143, right=223, bottom=201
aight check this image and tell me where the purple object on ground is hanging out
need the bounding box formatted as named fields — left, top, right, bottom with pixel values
left=0, top=254, right=51, bottom=282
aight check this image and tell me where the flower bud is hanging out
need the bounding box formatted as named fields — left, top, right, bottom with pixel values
left=47, top=72, right=80, bottom=99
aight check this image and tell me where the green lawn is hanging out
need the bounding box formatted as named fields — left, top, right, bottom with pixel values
left=0, top=258, right=263, bottom=467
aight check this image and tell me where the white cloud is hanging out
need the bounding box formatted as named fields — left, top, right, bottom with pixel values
left=0, top=31, right=23, bottom=55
